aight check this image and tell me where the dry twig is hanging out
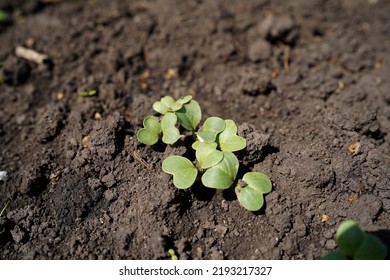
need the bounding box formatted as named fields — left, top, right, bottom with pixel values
left=133, top=151, right=152, bottom=170
left=15, top=46, right=48, bottom=64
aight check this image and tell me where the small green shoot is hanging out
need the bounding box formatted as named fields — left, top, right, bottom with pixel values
left=175, top=100, right=202, bottom=131
left=137, top=95, right=272, bottom=212
left=196, top=116, right=226, bottom=143
left=161, top=113, right=180, bottom=144
left=201, top=151, right=239, bottom=189
left=322, top=220, right=388, bottom=260
left=168, top=249, right=178, bottom=260
left=235, top=172, right=272, bottom=211
left=218, top=120, right=246, bottom=152
left=195, top=142, right=223, bottom=169
left=137, top=116, right=162, bottom=145
left=153, top=95, right=192, bottom=115
left=162, top=156, right=198, bottom=189
left=0, top=9, right=9, bottom=22
left=193, top=118, right=246, bottom=151
left=79, top=89, right=97, bottom=97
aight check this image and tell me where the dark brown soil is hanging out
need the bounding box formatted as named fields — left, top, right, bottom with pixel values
left=1, top=0, right=390, bottom=260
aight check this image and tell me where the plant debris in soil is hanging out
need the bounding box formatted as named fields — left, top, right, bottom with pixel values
left=0, top=0, right=390, bottom=260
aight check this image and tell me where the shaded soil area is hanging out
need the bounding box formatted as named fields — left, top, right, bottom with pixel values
left=1, top=0, right=390, bottom=259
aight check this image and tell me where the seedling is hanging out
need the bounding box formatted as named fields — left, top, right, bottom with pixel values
left=137, top=95, right=272, bottom=211
left=137, top=95, right=201, bottom=146
left=322, top=220, right=388, bottom=260
left=162, top=156, right=198, bottom=189
left=235, top=172, right=272, bottom=211
left=168, top=249, right=178, bottom=260
left=137, top=116, right=162, bottom=145
left=0, top=9, right=8, bottom=22
left=79, top=89, right=97, bottom=97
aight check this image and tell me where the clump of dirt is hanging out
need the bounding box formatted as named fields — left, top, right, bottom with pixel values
left=1, top=0, right=390, bottom=260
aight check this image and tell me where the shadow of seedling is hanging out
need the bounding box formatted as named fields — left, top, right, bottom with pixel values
left=322, top=220, right=388, bottom=260
left=137, top=95, right=273, bottom=212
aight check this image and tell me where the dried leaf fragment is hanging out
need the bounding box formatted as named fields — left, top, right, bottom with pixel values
left=347, top=194, right=359, bottom=203
left=82, top=135, right=90, bottom=148
left=348, top=142, right=360, bottom=155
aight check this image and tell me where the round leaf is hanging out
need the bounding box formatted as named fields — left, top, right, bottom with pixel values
left=153, top=96, right=175, bottom=115
left=170, top=95, right=194, bottom=111
left=354, top=234, right=388, bottom=260
left=235, top=172, right=272, bottom=211
left=170, top=102, right=184, bottom=112
left=176, top=95, right=192, bottom=105
left=175, top=100, right=202, bottom=131
left=136, top=116, right=161, bottom=145
left=161, top=113, right=180, bottom=144
left=196, top=131, right=217, bottom=143
left=196, top=142, right=223, bottom=169
left=235, top=184, right=264, bottom=211
left=203, top=117, right=225, bottom=133
left=218, top=119, right=246, bottom=152
left=162, top=156, right=198, bottom=189
left=336, top=220, right=365, bottom=256
left=242, top=172, right=272, bottom=194
left=201, top=151, right=239, bottom=189
left=192, top=140, right=200, bottom=150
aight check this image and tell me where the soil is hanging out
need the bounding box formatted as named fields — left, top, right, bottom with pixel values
left=1, top=0, right=390, bottom=260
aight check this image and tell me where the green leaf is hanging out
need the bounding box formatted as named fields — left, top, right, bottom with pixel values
left=79, top=89, right=97, bottom=97
left=176, top=95, right=193, bottom=105
left=192, top=141, right=200, bottom=150
left=242, top=172, right=272, bottom=193
left=203, top=117, right=225, bottom=134
left=153, top=96, right=192, bottom=114
left=136, top=116, right=162, bottom=145
left=0, top=9, right=9, bottom=22
left=201, top=151, right=239, bottom=189
left=336, top=220, right=365, bottom=257
left=153, top=96, right=175, bottom=115
left=161, top=113, right=180, bottom=144
left=195, top=117, right=225, bottom=144
left=354, top=234, right=388, bottom=260
left=321, top=252, right=349, bottom=260
left=162, top=156, right=198, bottom=189
left=196, top=131, right=217, bottom=143
left=235, top=172, right=272, bottom=211
left=218, top=119, right=246, bottom=152
left=196, top=142, right=223, bottom=169
left=175, top=100, right=202, bottom=131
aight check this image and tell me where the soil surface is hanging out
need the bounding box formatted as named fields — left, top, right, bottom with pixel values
left=1, top=0, right=390, bottom=260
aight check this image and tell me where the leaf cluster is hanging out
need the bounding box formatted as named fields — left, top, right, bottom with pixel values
left=137, top=95, right=200, bottom=145
left=137, top=95, right=272, bottom=211
left=322, top=220, right=388, bottom=260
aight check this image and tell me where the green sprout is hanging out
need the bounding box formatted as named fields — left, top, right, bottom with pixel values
left=161, top=113, right=180, bottom=144
left=193, top=117, right=246, bottom=152
left=152, top=95, right=201, bottom=131
left=137, top=116, right=162, bottom=146
left=137, top=95, right=201, bottom=146
left=0, top=9, right=9, bottom=22
left=162, top=156, right=198, bottom=189
left=201, top=151, right=239, bottom=189
left=152, top=95, right=192, bottom=115
left=322, top=220, right=388, bottom=260
left=235, top=172, right=272, bottom=211
left=195, top=142, right=223, bottom=169
left=168, top=249, right=178, bottom=260
left=137, top=95, right=272, bottom=212
left=79, top=89, right=97, bottom=97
